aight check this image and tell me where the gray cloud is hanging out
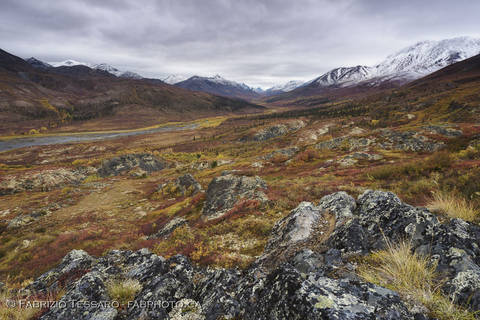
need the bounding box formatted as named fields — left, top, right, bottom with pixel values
left=1, top=0, right=479, bottom=88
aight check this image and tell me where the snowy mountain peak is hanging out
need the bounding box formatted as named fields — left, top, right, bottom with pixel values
left=50, top=59, right=89, bottom=67
left=25, top=57, right=52, bottom=69
left=266, top=80, right=305, bottom=93
left=162, top=74, right=189, bottom=84
left=308, top=36, right=480, bottom=88
left=47, top=59, right=143, bottom=79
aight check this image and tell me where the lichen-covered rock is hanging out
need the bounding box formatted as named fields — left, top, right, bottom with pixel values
left=175, top=174, right=202, bottom=196
left=263, top=147, right=299, bottom=161
left=327, top=190, right=480, bottom=310
left=318, top=191, right=356, bottom=227
left=315, top=136, right=376, bottom=152
left=148, top=217, right=187, bottom=239
left=380, top=129, right=444, bottom=152
left=202, top=174, right=268, bottom=219
left=27, top=249, right=97, bottom=294
left=98, top=153, right=167, bottom=177
left=23, top=189, right=480, bottom=319
left=0, top=167, right=93, bottom=195
left=250, top=120, right=305, bottom=141
left=423, top=125, right=463, bottom=137
left=40, top=270, right=117, bottom=320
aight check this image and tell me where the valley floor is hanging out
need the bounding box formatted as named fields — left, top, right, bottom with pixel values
left=0, top=107, right=479, bottom=318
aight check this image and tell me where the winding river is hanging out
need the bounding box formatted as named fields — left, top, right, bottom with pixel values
left=0, top=123, right=198, bottom=152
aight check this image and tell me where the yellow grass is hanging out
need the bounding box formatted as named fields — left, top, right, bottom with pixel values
left=427, top=192, right=478, bottom=222
left=358, top=240, right=477, bottom=320
left=106, top=278, right=142, bottom=306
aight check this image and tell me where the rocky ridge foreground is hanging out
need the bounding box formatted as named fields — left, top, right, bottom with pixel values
left=23, top=190, right=480, bottom=319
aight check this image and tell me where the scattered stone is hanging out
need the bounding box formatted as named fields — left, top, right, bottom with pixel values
left=315, top=136, right=376, bottom=152
left=423, top=125, right=463, bottom=137
left=248, top=120, right=306, bottom=141
left=338, top=152, right=383, bottom=167
left=251, top=161, right=264, bottom=168
left=98, top=153, right=167, bottom=177
left=262, top=147, right=299, bottom=161
left=0, top=167, right=93, bottom=195
left=380, top=129, right=444, bottom=152
left=202, top=174, right=268, bottom=220
left=148, top=217, right=188, bottom=239
left=177, top=174, right=202, bottom=196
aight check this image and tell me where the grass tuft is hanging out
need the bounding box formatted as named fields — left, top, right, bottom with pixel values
left=106, top=278, right=142, bottom=307
left=358, top=239, right=477, bottom=320
left=427, top=192, right=478, bottom=222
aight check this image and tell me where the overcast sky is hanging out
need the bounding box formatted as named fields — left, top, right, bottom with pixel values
left=1, top=0, right=479, bottom=88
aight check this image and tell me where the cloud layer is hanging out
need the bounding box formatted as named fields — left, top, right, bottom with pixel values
left=1, top=0, right=479, bottom=88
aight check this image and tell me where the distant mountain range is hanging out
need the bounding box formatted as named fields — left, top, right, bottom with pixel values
left=305, top=36, right=480, bottom=89
left=0, top=49, right=264, bottom=135
left=42, top=59, right=143, bottom=79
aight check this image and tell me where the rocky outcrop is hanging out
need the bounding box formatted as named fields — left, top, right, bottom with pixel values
left=263, top=147, right=299, bottom=161
left=0, top=167, right=94, bottom=195
left=423, top=125, right=463, bottom=137
left=248, top=120, right=305, bottom=142
left=202, top=174, right=268, bottom=219
left=175, top=174, right=202, bottom=196
left=147, top=217, right=187, bottom=239
left=315, top=136, right=376, bottom=152
left=380, top=129, right=445, bottom=152
left=338, top=152, right=383, bottom=167
left=98, top=153, right=167, bottom=177
left=22, top=190, right=480, bottom=319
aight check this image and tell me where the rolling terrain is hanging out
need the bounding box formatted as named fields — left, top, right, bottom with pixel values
left=0, top=49, right=264, bottom=136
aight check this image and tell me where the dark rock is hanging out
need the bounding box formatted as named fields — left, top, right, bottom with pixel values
left=98, top=153, right=167, bottom=177
left=263, top=147, right=299, bottom=161
left=380, top=129, right=444, bottom=152
left=147, top=217, right=187, bottom=240
left=175, top=173, right=202, bottom=196
left=423, top=125, right=463, bottom=137
left=202, top=174, right=268, bottom=219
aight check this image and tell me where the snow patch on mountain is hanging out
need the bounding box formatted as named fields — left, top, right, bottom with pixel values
left=162, top=74, right=189, bottom=84
left=308, top=36, right=480, bottom=88
left=267, top=80, right=305, bottom=93
left=48, top=59, right=143, bottom=79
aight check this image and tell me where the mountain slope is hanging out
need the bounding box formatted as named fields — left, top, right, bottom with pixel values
left=0, top=49, right=264, bottom=135
left=307, top=36, right=480, bottom=90
left=265, top=80, right=305, bottom=95
left=175, top=75, right=260, bottom=100
left=269, top=37, right=480, bottom=106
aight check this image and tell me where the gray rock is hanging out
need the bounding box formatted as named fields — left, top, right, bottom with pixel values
left=250, top=120, right=305, bottom=142
left=380, top=129, right=445, bottom=152
left=318, top=191, right=356, bottom=227
left=263, top=147, right=299, bottom=161
left=175, top=174, right=202, bottom=196
left=0, top=167, right=91, bottom=195
left=98, top=153, right=167, bottom=177
left=202, top=174, right=268, bottom=219
left=315, top=136, right=376, bottom=152
left=423, top=125, right=463, bottom=137
left=148, top=217, right=188, bottom=239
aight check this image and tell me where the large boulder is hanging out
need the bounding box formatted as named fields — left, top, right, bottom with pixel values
left=250, top=120, right=305, bottom=142
left=0, top=167, right=93, bottom=195
left=21, top=190, right=480, bottom=319
left=98, top=153, right=167, bottom=177
left=202, top=174, right=268, bottom=220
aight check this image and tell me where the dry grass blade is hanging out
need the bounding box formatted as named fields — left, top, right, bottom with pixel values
left=427, top=192, right=478, bottom=222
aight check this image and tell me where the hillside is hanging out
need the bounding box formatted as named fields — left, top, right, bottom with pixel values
left=175, top=75, right=261, bottom=100
left=0, top=49, right=264, bottom=135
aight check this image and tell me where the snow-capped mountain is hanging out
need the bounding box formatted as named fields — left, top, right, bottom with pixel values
left=118, top=70, right=143, bottom=79
left=26, top=57, right=52, bottom=69
left=307, top=36, right=480, bottom=88
left=162, top=74, right=190, bottom=84
left=175, top=75, right=260, bottom=100
left=266, top=80, right=305, bottom=94
left=47, top=59, right=143, bottom=79
left=49, top=59, right=90, bottom=67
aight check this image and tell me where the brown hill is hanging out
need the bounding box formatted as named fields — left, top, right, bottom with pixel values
left=0, top=49, right=264, bottom=135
